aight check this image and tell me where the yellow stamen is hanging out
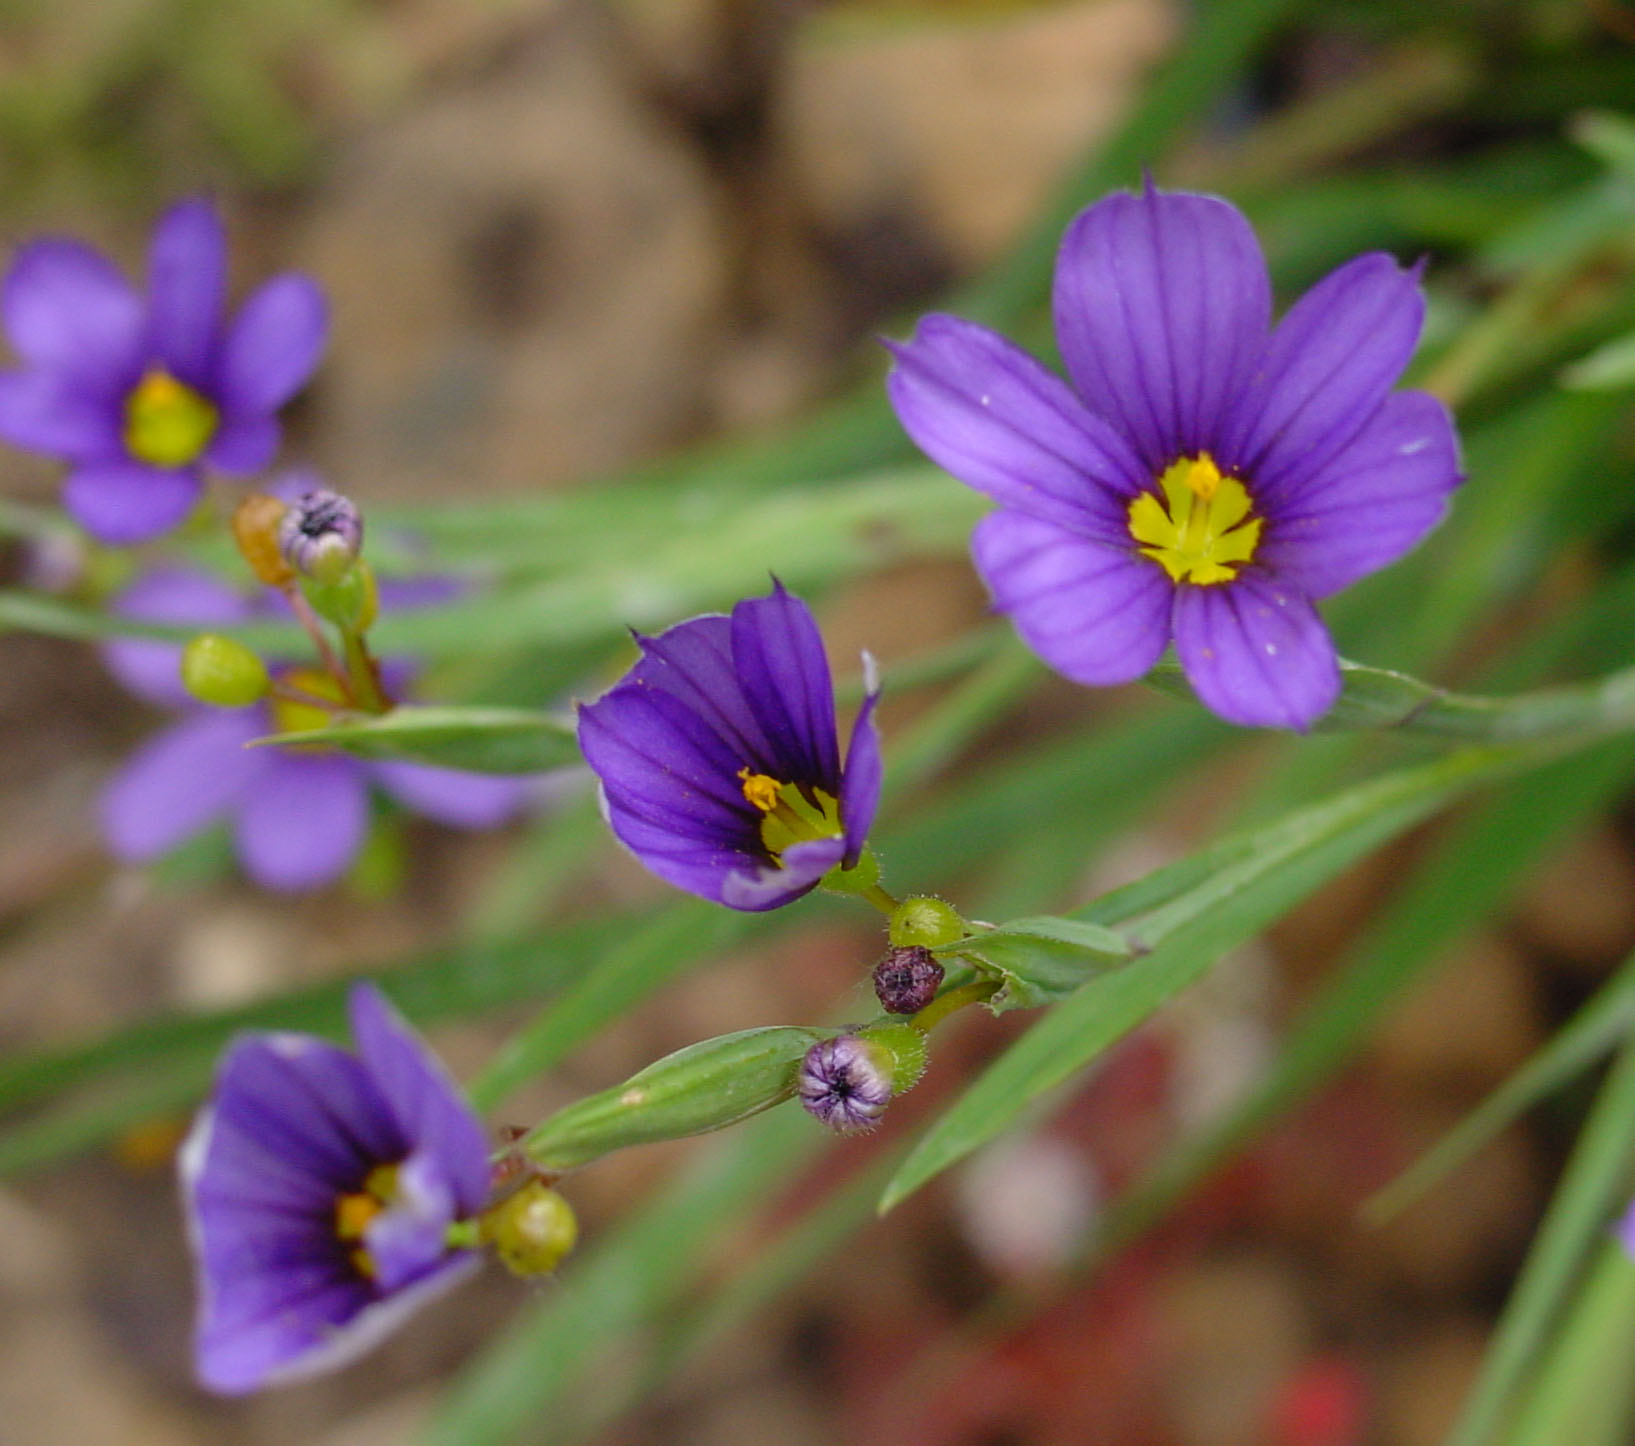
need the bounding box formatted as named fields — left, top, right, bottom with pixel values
left=738, top=768, right=782, bottom=813
left=335, top=1191, right=383, bottom=1242
left=1128, top=451, right=1262, bottom=586
left=123, top=369, right=218, bottom=467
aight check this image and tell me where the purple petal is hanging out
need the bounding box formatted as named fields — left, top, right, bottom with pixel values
left=0, top=369, right=121, bottom=461
left=1171, top=572, right=1340, bottom=730
left=839, top=670, right=883, bottom=867
left=729, top=585, right=841, bottom=794
left=148, top=197, right=227, bottom=384
left=370, top=760, right=530, bottom=829
left=627, top=614, right=777, bottom=768
left=205, top=414, right=280, bottom=473
left=101, top=709, right=265, bottom=861
left=1256, top=390, right=1461, bottom=599
left=1053, top=186, right=1271, bottom=470
left=219, top=273, right=328, bottom=417
left=363, top=1151, right=461, bottom=1291
left=196, top=1253, right=478, bottom=1395
left=234, top=751, right=370, bottom=891
left=591, top=797, right=761, bottom=906
left=2, top=238, right=144, bottom=387
left=578, top=684, right=759, bottom=845
left=347, top=983, right=490, bottom=1215
left=884, top=314, right=1145, bottom=540
left=63, top=460, right=203, bottom=544
left=103, top=566, right=250, bottom=707
left=972, top=510, right=1172, bottom=686
left=1220, top=253, right=1425, bottom=493
left=720, top=834, right=847, bottom=911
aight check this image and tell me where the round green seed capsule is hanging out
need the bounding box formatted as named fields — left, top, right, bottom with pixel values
left=888, top=895, right=967, bottom=950
left=180, top=634, right=270, bottom=708
left=480, top=1180, right=579, bottom=1278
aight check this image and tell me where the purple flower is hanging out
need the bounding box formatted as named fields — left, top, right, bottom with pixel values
left=0, top=197, right=327, bottom=545
left=577, top=582, right=883, bottom=911
left=180, top=983, right=490, bottom=1394
left=100, top=568, right=534, bottom=892
left=885, top=182, right=1462, bottom=730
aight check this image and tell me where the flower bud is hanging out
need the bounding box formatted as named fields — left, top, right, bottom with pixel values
left=231, top=493, right=294, bottom=587
left=278, top=490, right=364, bottom=585
left=889, top=895, right=967, bottom=950
left=873, top=945, right=944, bottom=1015
left=797, top=1034, right=894, bottom=1134
left=479, top=1180, right=578, bottom=1278
left=180, top=634, right=270, bottom=708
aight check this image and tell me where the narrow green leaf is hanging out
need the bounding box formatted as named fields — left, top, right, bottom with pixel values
left=878, top=743, right=1520, bottom=1213
left=1367, top=947, right=1635, bottom=1222
left=947, top=915, right=1131, bottom=1012
left=255, top=704, right=580, bottom=774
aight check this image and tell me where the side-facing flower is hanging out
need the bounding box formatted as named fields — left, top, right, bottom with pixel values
left=886, top=181, right=1462, bottom=729
left=0, top=196, right=327, bottom=544
left=576, top=582, right=883, bottom=911
left=180, top=983, right=490, bottom=1394
left=100, top=567, right=534, bottom=891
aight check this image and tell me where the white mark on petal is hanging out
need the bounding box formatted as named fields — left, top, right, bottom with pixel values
left=269, top=1034, right=316, bottom=1058
left=1265, top=643, right=1278, bottom=656
left=1399, top=435, right=1431, bottom=456
left=979, top=394, right=992, bottom=407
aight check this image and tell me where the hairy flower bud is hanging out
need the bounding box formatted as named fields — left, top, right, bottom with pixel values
left=180, top=634, right=270, bottom=708
left=302, top=559, right=379, bottom=632
left=231, top=493, right=293, bottom=587
left=279, top=489, right=363, bottom=585
left=798, top=1034, right=895, bottom=1135
left=479, top=1180, right=578, bottom=1279
left=873, top=945, right=944, bottom=1015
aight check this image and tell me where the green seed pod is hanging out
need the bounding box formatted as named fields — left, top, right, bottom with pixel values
left=523, top=1025, right=828, bottom=1173
left=479, top=1180, right=578, bottom=1278
left=889, top=895, right=967, bottom=950
left=301, top=559, right=379, bottom=631
left=180, top=634, right=270, bottom=708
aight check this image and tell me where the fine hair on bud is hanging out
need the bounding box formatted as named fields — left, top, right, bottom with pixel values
left=279, top=489, right=364, bottom=585
left=873, top=944, right=944, bottom=1015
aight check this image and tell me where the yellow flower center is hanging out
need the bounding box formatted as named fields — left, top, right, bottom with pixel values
left=738, top=768, right=842, bottom=861
left=123, top=368, right=218, bottom=467
left=1127, top=453, right=1262, bottom=586
left=333, top=1163, right=400, bottom=1280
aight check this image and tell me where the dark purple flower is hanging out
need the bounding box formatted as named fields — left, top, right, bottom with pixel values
left=797, top=1035, right=894, bottom=1134
left=0, top=197, right=327, bottom=545
left=100, top=568, right=534, bottom=892
left=278, top=488, right=364, bottom=583
left=180, top=982, right=490, bottom=1394
left=885, top=182, right=1462, bottom=730
left=576, top=583, right=883, bottom=911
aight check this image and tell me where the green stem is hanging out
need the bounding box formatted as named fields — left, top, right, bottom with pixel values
left=340, top=626, right=390, bottom=714
left=862, top=884, right=900, bottom=918
left=910, top=978, right=1001, bottom=1035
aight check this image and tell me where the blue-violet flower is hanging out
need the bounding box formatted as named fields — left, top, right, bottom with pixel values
left=885, top=181, right=1462, bottom=729
left=577, top=582, right=882, bottom=911
left=180, top=983, right=490, bottom=1394
left=100, top=567, right=533, bottom=892
left=0, top=196, right=327, bottom=544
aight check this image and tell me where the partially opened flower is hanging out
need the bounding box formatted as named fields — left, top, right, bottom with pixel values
left=577, top=582, right=883, bottom=911
left=0, top=196, right=327, bottom=544
left=100, top=567, right=533, bottom=891
left=181, top=983, right=490, bottom=1394
left=886, top=181, right=1462, bottom=729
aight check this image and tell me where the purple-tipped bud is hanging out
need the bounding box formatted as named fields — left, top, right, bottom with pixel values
left=873, top=945, right=944, bottom=1015
left=798, top=1035, right=893, bottom=1135
left=278, top=489, right=363, bottom=584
